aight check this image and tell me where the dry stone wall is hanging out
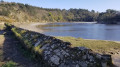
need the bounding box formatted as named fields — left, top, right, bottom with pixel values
left=6, top=24, right=112, bottom=67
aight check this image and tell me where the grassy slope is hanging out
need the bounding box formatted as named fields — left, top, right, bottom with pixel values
left=0, top=3, right=68, bottom=22
left=56, top=36, right=120, bottom=54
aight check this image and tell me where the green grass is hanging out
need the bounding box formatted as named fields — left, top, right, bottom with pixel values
left=1, top=61, right=17, bottom=67
left=56, top=36, right=120, bottom=54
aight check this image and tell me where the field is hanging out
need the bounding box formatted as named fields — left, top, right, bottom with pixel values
left=56, top=36, right=120, bottom=54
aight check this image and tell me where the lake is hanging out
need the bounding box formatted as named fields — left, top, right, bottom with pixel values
left=38, top=22, right=120, bottom=41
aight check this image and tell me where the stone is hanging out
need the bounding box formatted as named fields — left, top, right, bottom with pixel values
left=44, top=51, right=51, bottom=55
left=96, top=53, right=102, bottom=59
left=61, top=50, right=69, bottom=56
left=50, top=55, right=60, bottom=65
left=54, top=49, right=61, bottom=56
left=76, top=64, right=79, bottom=67
left=59, top=63, right=66, bottom=67
left=78, top=47, right=88, bottom=51
left=79, top=61, right=87, bottom=67
left=34, top=40, right=41, bottom=47
left=102, top=62, right=107, bottom=67
left=41, top=44, right=49, bottom=49
left=82, top=55, right=87, bottom=60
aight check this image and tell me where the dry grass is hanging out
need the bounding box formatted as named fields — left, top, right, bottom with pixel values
left=56, top=36, right=120, bottom=54
left=0, top=24, right=5, bottom=30
left=0, top=35, right=5, bottom=67
left=0, top=24, right=5, bottom=66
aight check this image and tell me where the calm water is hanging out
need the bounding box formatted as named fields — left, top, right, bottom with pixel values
left=39, top=22, right=120, bottom=41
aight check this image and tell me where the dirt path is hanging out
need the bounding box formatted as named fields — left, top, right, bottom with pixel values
left=0, top=26, right=41, bottom=67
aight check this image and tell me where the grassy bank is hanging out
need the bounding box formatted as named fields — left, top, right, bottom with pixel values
left=56, top=36, right=120, bottom=54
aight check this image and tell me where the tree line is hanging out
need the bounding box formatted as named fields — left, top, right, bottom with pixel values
left=98, top=9, right=120, bottom=24
left=0, top=2, right=120, bottom=24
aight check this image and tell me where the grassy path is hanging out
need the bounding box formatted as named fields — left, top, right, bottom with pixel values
left=0, top=24, right=39, bottom=67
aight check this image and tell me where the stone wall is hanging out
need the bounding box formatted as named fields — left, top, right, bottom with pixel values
left=6, top=24, right=112, bottom=67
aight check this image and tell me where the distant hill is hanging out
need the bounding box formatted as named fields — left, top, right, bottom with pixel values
left=0, top=2, right=120, bottom=24
left=0, top=2, right=98, bottom=23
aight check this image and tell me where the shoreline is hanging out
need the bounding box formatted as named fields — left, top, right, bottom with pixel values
left=85, top=39, right=120, bottom=43
left=73, top=22, right=97, bottom=24
left=13, top=22, right=48, bottom=33
left=13, top=22, right=120, bottom=43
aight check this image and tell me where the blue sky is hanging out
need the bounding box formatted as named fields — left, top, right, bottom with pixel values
left=4, top=0, right=120, bottom=12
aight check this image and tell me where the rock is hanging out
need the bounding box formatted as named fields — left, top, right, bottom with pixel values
left=96, top=53, right=102, bottom=59
left=50, top=55, right=60, bottom=65
left=79, top=61, right=87, bottom=67
left=41, top=44, right=49, bottom=49
left=59, top=63, right=66, bottom=67
left=82, top=55, right=87, bottom=60
left=34, top=40, right=41, bottom=46
left=102, top=62, right=107, bottom=67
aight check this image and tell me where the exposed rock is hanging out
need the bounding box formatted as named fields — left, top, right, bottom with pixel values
left=34, top=40, right=41, bottom=47
left=50, top=55, right=60, bottom=65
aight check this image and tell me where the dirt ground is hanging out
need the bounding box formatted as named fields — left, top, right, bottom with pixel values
left=0, top=24, right=40, bottom=67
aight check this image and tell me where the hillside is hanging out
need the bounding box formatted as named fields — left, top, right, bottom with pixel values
left=0, top=2, right=98, bottom=23
left=0, top=2, right=120, bottom=24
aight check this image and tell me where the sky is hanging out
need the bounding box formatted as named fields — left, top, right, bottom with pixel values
left=3, top=0, right=120, bottom=12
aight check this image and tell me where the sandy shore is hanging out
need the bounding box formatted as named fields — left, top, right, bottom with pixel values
left=85, top=39, right=120, bottom=44
left=73, top=22, right=97, bottom=24
left=13, top=22, right=47, bottom=33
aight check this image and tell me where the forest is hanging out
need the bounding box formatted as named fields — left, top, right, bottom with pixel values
left=98, top=9, right=120, bottom=24
left=0, top=2, right=120, bottom=24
